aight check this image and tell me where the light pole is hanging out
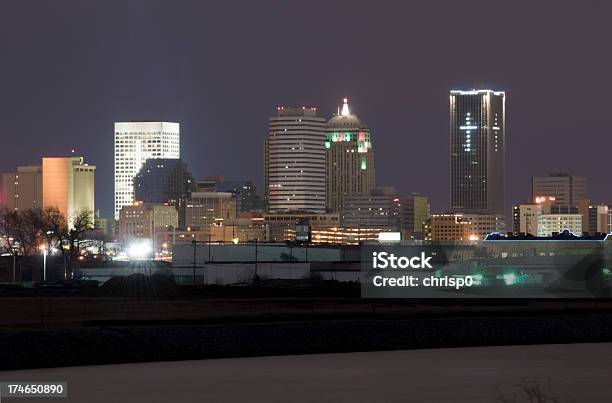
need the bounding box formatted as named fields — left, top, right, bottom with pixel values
left=40, top=245, right=48, bottom=282
left=6, top=237, right=17, bottom=283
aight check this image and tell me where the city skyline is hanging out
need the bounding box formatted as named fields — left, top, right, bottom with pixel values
left=1, top=91, right=611, bottom=221
left=1, top=1, right=611, bottom=217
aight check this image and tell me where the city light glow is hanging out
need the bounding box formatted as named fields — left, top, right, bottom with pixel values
left=127, top=241, right=152, bottom=260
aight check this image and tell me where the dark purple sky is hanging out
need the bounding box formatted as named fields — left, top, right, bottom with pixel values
left=1, top=0, right=611, bottom=217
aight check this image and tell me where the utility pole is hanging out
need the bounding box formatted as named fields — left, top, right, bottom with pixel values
left=254, top=238, right=258, bottom=281
left=192, top=239, right=197, bottom=285
left=12, top=247, right=16, bottom=283
left=208, top=233, right=211, bottom=264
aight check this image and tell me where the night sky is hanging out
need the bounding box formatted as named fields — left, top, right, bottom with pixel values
left=1, top=0, right=610, bottom=218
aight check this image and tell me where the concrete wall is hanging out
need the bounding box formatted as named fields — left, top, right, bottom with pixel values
left=171, top=244, right=360, bottom=267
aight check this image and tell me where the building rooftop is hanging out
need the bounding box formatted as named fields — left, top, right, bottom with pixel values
left=327, top=98, right=366, bottom=129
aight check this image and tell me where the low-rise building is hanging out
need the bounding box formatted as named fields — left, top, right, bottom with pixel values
left=342, top=187, right=400, bottom=229
left=513, top=197, right=583, bottom=236
left=537, top=213, right=582, bottom=236
left=118, top=202, right=178, bottom=243
left=185, top=192, right=236, bottom=232
left=264, top=212, right=340, bottom=242
left=209, top=217, right=268, bottom=243
left=285, top=226, right=387, bottom=245
left=425, top=214, right=473, bottom=241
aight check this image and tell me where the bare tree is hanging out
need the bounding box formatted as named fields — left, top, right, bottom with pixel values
left=0, top=208, right=43, bottom=255
left=0, top=208, right=20, bottom=255
left=39, top=207, right=66, bottom=252
left=60, top=210, right=94, bottom=279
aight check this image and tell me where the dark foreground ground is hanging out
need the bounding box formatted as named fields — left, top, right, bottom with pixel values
left=1, top=313, right=612, bottom=371
left=2, top=343, right=609, bottom=402
left=1, top=277, right=612, bottom=371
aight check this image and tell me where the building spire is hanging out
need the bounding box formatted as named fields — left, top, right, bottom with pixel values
left=341, top=97, right=350, bottom=116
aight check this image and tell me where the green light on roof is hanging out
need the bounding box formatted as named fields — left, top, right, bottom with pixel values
left=361, top=157, right=367, bottom=170
left=325, top=141, right=331, bottom=149
left=502, top=273, right=517, bottom=286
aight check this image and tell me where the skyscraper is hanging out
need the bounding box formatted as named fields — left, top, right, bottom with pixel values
left=215, top=180, right=262, bottom=213
left=265, top=107, right=326, bottom=213
left=1, top=165, right=42, bottom=212
left=42, top=156, right=95, bottom=226
left=450, top=89, right=505, bottom=215
left=325, top=98, right=375, bottom=217
left=114, top=121, right=180, bottom=219
left=532, top=173, right=587, bottom=208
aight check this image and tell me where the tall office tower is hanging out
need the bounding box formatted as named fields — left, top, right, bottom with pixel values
left=1, top=165, right=42, bottom=211
left=265, top=106, right=326, bottom=213
left=325, top=98, right=375, bottom=216
left=215, top=180, right=262, bottom=213
left=532, top=174, right=587, bottom=208
left=42, top=157, right=95, bottom=226
left=450, top=89, right=505, bottom=215
left=134, top=158, right=195, bottom=228
left=114, top=121, right=180, bottom=219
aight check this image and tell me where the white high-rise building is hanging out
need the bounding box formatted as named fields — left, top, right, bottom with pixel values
left=265, top=107, right=326, bottom=213
left=114, top=121, right=180, bottom=219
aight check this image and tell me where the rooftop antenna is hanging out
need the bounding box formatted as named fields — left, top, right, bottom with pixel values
left=341, top=97, right=350, bottom=116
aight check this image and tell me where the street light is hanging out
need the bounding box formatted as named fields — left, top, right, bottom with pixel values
left=39, top=245, right=48, bottom=282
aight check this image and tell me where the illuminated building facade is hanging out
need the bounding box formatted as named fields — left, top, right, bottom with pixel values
left=325, top=98, right=375, bottom=216
left=450, top=89, right=505, bottom=215
left=185, top=192, right=236, bottom=233
left=342, top=187, right=400, bottom=229
left=209, top=217, right=268, bottom=243
left=461, top=213, right=506, bottom=239
left=537, top=214, right=582, bottom=237
left=299, top=227, right=386, bottom=245
left=1, top=165, right=42, bottom=211
left=42, top=157, right=95, bottom=226
left=114, top=121, right=180, bottom=219
left=118, top=202, right=178, bottom=242
left=532, top=174, right=588, bottom=208
left=424, top=214, right=472, bottom=241
left=512, top=197, right=583, bottom=236
left=263, top=212, right=340, bottom=242
left=265, top=107, right=326, bottom=213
